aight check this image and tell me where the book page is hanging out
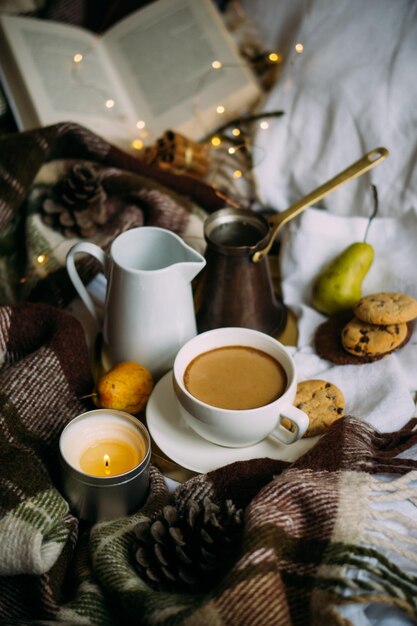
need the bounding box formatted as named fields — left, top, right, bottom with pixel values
left=0, top=16, right=137, bottom=149
left=104, top=0, right=261, bottom=143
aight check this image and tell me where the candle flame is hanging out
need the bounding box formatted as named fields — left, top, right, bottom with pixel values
left=104, top=454, right=111, bottom=475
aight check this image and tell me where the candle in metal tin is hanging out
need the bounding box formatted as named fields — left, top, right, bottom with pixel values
left=59, top=409, right=151, bottom=523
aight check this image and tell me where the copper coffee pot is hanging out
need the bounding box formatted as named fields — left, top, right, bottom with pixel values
left=195, top=147, right=388, bottom=336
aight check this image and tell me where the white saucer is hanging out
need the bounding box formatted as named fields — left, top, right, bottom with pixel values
left=146, top=371, right=318, bottom=474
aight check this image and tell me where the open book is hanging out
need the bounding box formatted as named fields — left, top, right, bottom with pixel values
left=0, top=0, right=261, bottom=152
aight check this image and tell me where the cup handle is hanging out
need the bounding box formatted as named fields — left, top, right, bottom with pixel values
left=66, top=242, right=107, bottom=325
left=270, top=405, right=310, bottom=445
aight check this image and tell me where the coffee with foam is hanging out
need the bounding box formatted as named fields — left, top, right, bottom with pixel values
left=184, top=345, right=287, bottom=410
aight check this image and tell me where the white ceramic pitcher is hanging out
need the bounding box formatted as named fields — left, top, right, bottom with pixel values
left=66, top=227, right=206, bottom=379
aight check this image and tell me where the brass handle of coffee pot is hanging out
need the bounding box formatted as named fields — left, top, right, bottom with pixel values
left=251, top=147, right=389, bottom=263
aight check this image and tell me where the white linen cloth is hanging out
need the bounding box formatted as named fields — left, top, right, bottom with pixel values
left=280, top=206, right=417, bottom=431
left=241, top=0, right=417, bottom=218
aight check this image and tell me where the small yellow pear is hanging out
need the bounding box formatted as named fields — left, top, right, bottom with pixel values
left=312, top=184, right=379, bottom=316
left=94, top=361, right=153, bottom=414
left=312, top=242, right=374, bottom=315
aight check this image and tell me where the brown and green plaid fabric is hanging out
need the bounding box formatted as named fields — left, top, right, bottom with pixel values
left=0, top=301, right=416, bottom=625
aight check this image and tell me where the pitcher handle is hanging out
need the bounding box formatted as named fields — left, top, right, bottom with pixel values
left=66, top=242, right=107, bottom=325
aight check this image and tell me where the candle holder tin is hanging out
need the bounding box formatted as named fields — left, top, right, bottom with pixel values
left=59, top=409, right=151, bottom=523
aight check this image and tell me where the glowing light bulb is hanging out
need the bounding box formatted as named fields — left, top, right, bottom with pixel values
left=228, top=147, right=236, bottom=155
left=295, top=42, right=304, bottom=54
left=132, top=139, right=144, bottom=150
left=260, top=121, right=269, bottom=130
left=36, top=254, right=47, bottom=265
left=212, top=60, right=222, bottom=69
left=73, top=53, right=83, bottom=63
left=136, top=120, right=146, bottom=129
left=233, top=170, right=242, bottom=179
left=105, top=99, right=115, bottom=109
left=268, top=52, right=282, bottom=63
left=211, top=136, right=221, bottom=146
left=216, top=105, right=225, bottom=114
left=232, top=128, right=241, bottom=137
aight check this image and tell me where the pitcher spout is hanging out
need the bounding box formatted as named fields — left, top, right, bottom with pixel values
left=179, top=246, right=206, bottom=282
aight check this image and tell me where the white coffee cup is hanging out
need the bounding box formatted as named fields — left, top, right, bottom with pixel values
left=173, top=327, right=309, bottom=448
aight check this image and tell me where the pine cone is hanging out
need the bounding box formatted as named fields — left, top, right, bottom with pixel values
left=40, top=163, right=107, bottom=238
left=133, top=497, right=243, bottom=592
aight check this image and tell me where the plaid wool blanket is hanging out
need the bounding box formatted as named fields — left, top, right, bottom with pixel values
left=0, top=301, right=416, bottom=625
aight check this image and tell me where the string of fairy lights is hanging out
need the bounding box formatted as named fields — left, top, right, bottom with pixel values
left=29, top=25, right=306, bottom=273
left=70, top=43, right=304, bottom=155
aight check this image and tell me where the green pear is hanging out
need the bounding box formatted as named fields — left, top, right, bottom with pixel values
left=312, top=242, right=374, bottom=315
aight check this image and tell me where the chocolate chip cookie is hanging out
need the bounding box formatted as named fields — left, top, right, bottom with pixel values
left=292, top=379, right=345, bottom=438
left=315, top=315, right=413, bottom=365
left=354, top=292, right=417, bottom=325
left=341, top=317, right=408, bottom=358
left=314, top=313, right=377, bottom=364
